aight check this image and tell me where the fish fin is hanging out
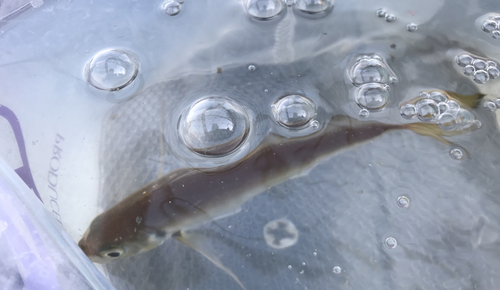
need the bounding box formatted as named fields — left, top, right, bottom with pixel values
left=173, top=231, right=248, bottom=290
left=447, top=92, right=485, bottom=108
left=404, top=123, right=450, bottom=145
left=403, top=122, right=454, bottom=145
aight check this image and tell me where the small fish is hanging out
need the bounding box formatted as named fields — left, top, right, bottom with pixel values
left=78, top=114, right=461, bottom=264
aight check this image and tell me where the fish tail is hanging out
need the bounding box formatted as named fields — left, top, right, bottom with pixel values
left=403, top=122, right=452, bottom=145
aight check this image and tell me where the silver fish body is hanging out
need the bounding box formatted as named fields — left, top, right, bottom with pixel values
left=78, top=115, right=445, bottom=262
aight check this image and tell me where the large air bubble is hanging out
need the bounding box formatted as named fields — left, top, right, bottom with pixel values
left=350, top=55, right=396, bottom=86
left=355, top=83, right=390, bottom=111
left=178, top=97, right=250, bottom=156
left=246, top=0, right=285, bottom=20
left=272, top=95, right=316, bottom=128
left=86, top=49, right=139, bottom=91
left=293, top=0, right=333, bottom=14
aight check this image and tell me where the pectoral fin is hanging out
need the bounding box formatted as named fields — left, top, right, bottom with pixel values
left=173, top=230, right=247, bottom=290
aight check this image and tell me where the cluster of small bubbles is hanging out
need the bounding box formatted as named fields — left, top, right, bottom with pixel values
left=349, top=55, right=397, bottom=113
left=178, top=97, right=250, bottom=156
left=333, top=266, right=342, bottom=274
left=272, top=95, right=316, bottom=128
left=450, top=148, right=464, bottom=160
left=480, top=14, right=500, bottom=39
left=359, top=108, right=369, bottom=118
left=396, top=196, right=410, bottom=208
left=375, top=8, right=395, bottom=22
left=385, top=237, right=397, bottom=249
left=248, top=64, right=256, bottom=71
left=263, top=218, right=299, bottom=249
left=456, top=53, right=499, bottom=84
left=406, top=23, right=418, bottom=32
left=86, top=49, right=139, bottom=91
left=246, top=0, right=284, bottom=20
left=163, top=0, right=182, bottom=16
left=293, top=0, right=334, bottom=14
left=400, top=90, right=479, bottom=132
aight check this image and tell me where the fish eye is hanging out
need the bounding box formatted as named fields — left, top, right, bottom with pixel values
left=106, top=252, right=121, bottom=258
left=99, top=247, right=124, bottom=259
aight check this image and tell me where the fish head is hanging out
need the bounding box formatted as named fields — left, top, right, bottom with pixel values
left=78, top=204, right=168, bottom=263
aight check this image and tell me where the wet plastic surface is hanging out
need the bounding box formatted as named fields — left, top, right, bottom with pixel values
left=1, top=0, right=500, bottom=289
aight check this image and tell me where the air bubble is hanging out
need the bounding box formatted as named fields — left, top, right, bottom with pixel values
left=495, top=99, right=500, bottom=108
left=86, top=49, right=139, bottom=92
left=400, top=104, right=416, bottom=119
left=376, top=9, right=386, bottom=18
left=359, top=109, right=369, bottom=118
left=473, top=120, right=482, bottom=129
left=350, top=56, right=395, bottom=85
left=473, top=70, right=489, bottom=84
left=272, top=95, right=316, bottom=128
left=385, top=14, right=396, bottom=23
left=487, top=66, right=500, bottom=79
left=333, top=266, right=342, bottom=274
left=456, top=54, right=474, bottom=67
left=455, top=109, right=475, bottom=129
left=437, top=113, right=457, bottom=131
left=246, top=0, right=284, bottom=20
left=396, top=196, right=410, bottom=208
left=355, top=83, right=390, bottom=111
left=450, top=148, right=463, bottom=160
left=163, top=1, right=182, bottom=16
left=438, top=102, right=449, bottom=114
left=415, top=99, right=439, bottom=122
left=487, top=61, right=497, bottom=67
left=473, top=59, right=487, bottom=70
left=310, top=120, right=319, bottom=130
left=485, top=101, right=497, bottom=111
left=263, top=218, right=299, bottom=249
left=463, top=65, right=476, bottom=76
left=447, top=100, right=460, bottom=113
left=287, top=265, right=292, bottom=269
left=419, top=91, right=430, bottom=98
left=248, top=65, right=256, bottom=71
left=492, top=30, right=500, bottom=39
left=385, top=237, right=397, bottom=249
left=482, top=19, right=498, bottom=32
left=429, top=91, right=448, bottom=103
left=406, top=23, right=418, bottom=32
left=294, top=0, right=333, bottom=14
left=178, top=97, right=250, bottom=156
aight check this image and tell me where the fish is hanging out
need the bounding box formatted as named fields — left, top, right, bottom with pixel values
left=78, top=114, right=466, bottom=264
